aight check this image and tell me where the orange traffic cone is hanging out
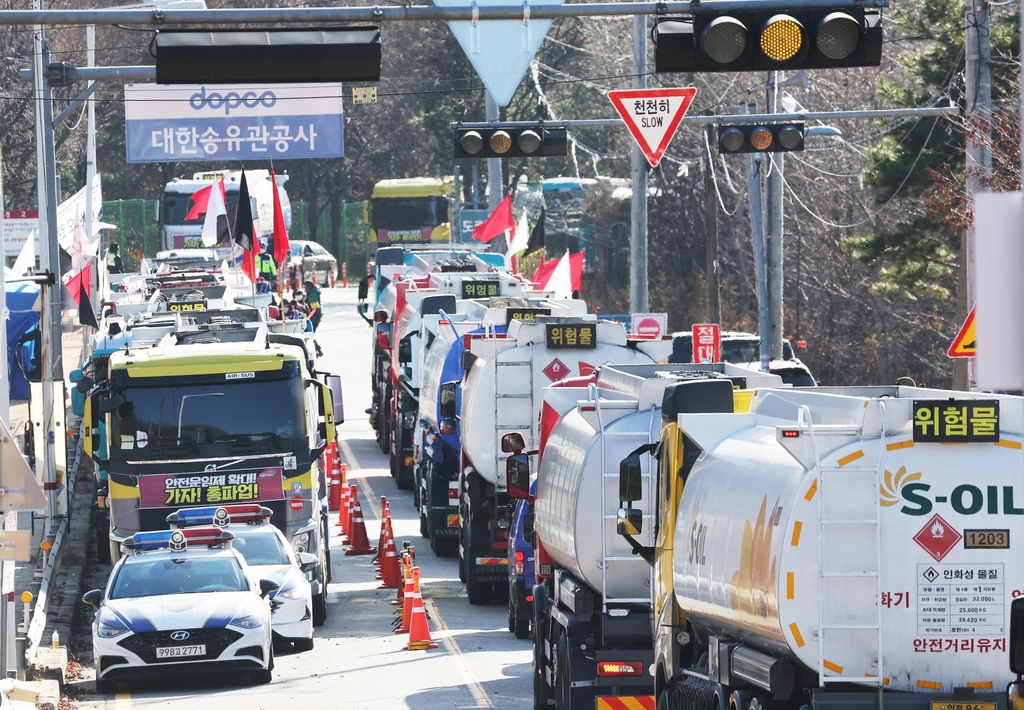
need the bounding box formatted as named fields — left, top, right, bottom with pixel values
left=404, top=568, right=437, bottom=650
left=377, top=535, right=401, bottom=589
left=337, top=485, right=350, bottom=534
left=328, top=447, right=342, bottom=512
left=373, top=501, right=390, bottom=566
left=391, top=552, right=411, bottom=607
left=344, top=487, right=376, bottom=556
left=342, top=484, right=357, bottom=542
left=394, top=569, right=414, bottom=631
left=340, top=462, right=348, bottom=486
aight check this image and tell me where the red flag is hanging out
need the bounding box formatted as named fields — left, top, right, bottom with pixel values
left=271, top=168, right=290, bottom=264
left=531, top=258, right=558, bottom=287
left=242, top=229, right=260, bottom=281
left=532, top=250, right=585, bottom=291
left=185, top=184, right=213, bottom=221
left=471, top=194, right=514, bottom=243
left=65, top=262, right=92, bottom=307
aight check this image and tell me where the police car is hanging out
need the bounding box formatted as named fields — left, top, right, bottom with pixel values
left=167, top=505, right=316, bottom=650
left=83, top=527, right=276, bottom=694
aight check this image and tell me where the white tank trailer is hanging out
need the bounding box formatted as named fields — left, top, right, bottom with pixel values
left=529, top=364, right=783, bottom=709
left=658, top=385, right=1024, bottom=710
left=457, top=319, right=675, bottom=603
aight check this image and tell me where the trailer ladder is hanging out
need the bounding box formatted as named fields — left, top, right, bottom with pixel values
left=803, top=403, right=886, bottom=691
left=595, top=388, right=657, bottom=613
left=494, top=342, right=535, bottom=486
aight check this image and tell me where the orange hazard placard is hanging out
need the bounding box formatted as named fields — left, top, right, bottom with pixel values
left=597, top=697, right=656, bottom=710
left=947, top=305, right=976, bottom=358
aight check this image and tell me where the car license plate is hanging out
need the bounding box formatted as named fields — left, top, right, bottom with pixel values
left=932, top=702, right=996, bottom=710
left=155, top=644, right=206, bottom=659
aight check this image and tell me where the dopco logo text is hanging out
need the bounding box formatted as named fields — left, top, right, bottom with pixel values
left=189, top=87, right=277, bottom=115
left=880, top=466, right=1024, bottom=516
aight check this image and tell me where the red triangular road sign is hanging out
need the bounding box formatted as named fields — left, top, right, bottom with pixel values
left=608, top=87, right=696, bottom=168
left=947, top=305, right=976, bottom=358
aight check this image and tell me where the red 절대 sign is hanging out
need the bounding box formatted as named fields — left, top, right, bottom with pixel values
left=692, top=323, right=721, bottom=363
left=138, top=468, right=286, bottom=509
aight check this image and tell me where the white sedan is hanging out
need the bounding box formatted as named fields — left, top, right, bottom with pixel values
left=166, top=505, right=316, bottom=650
left=84, top=528, right=277, bottom=694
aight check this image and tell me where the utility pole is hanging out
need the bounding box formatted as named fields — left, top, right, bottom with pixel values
left=629, top=10, right=648, bottom=313
left=963, top=0, right=991, bottom=391
left=0, top=144, right=7, bottom=429
left=32, top=6, right=61, bottom=521
left=746, top=102, right=770, bottom=373
left=452, top=166, right=462, bottom=243
left=485, top=91, right=502, bottom=210
left=703, top=115, right=720, bottom=323
left=765, top=71, right=784, bottom=360
left=85, top=22, right=96, bottom=357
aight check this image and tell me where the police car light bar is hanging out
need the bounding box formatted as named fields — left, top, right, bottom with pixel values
left=166, top=504, right=273, bottom=529
left=123, top=527, right=235, bottom=554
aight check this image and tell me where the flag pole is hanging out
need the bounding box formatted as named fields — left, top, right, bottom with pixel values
left=271, top=159, right=286, bottom=328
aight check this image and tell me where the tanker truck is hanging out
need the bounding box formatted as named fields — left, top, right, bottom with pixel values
left=615, top=384, right=1022, bottom=710
left=509, top=363, right=782, bottom=709
left=416, top=297, right=589, bottom=556
left=458, top=318, right=676, bottom=604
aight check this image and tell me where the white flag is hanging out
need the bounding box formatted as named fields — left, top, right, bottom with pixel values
left=544, top=250, right=573, bottom=300
left=507, top=209, right=531, bottom=256
left=11, top=231, right=35, bottom=276
left=201, top=180, right=227, bottom=247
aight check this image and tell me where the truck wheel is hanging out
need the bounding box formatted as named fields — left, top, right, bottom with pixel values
left=312, top=583, right=327, bottom=626
left=553, top=631, right=569, bottom=710
left=419, top=506, right=429, bottom=538
left=458, top=548, right=467, bottom=583
left=413, top=479, right=421, bottom=509
left=514, top=616, right=531, bottom=640
left=508, top=596, right=516, bottom=632
left=657, top=688, right=676, bottom=710
left=467, top=583, right=491, bottom=605
left=431, top=536, right=457, bottom=558
left=396, top=466, right=413, bottom=491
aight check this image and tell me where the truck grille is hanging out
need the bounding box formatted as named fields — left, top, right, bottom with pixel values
left=118, top=628, right=243, bottom=663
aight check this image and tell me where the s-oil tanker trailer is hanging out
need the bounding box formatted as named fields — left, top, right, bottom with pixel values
left=513, top=364, right=782, bottom=710
left=459, top=318, right=677, bottom=605
left=615, top=385, right=1024, bottom=710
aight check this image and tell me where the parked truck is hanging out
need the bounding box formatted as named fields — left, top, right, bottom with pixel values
left=511, top=363, right=781, bottom=709
left=612, top=383, right=1021, bottom=710
left=80, top=317, right=337, bottom=625
left=458, top=318, right=676, bottom=604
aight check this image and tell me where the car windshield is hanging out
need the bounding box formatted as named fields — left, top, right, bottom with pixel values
left=370, top=196, right=449, bottom=232
left=110, top=557, right=248, bottom=599
left=231, top=530, right=291, bottom=566
left=110, top=376, right=305, bottom=454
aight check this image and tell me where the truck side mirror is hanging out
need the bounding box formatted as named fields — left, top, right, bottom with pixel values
left=376, top=323, right=391, bottom=350
left=316, top=381, right=337, bottom=444
left=97, top=394, right=124, bottom=415
left=619, top=453, right=643, bottom=502
left=83, top=396, right=96, bottom=459
left=460, top=350, right=478, bottom=372
left=439, top=382, right=458, bottom=419
left=506, top=454, right=530, bottom=499
left=74, top=374, right=94, bottom=394
left=1010, top=598, right=1024, bottom=674
left=523, top=512, right=535, bottom=539
left=616, top=507, right=643, bottom=536
left=501, top=432, right=526, bottom=453
left=153, top=197, right=161, bottom=224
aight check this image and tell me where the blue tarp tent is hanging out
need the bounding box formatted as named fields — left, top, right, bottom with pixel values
left=4, top=267, right=40, bottom=401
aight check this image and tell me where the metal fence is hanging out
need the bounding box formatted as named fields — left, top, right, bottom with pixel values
left=102, top=198, right=372, bottom=279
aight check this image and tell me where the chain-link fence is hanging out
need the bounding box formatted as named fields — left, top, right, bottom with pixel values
left=102, top=198, right=372, bottom=281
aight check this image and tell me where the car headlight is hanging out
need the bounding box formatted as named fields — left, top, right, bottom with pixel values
left=292, top=532, right=310, bottom=554
left=96, top=611, right=130, bottom=638
left=228, top=611, right=263, bottom=630
left=278, top=582, right=306, bottom=600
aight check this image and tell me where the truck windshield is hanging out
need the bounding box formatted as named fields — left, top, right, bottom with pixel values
left=370, top=197, right=449, bottom=231
left=110, top=377, right=305, bottom=455
left=162, top=189, right=240, bottom=226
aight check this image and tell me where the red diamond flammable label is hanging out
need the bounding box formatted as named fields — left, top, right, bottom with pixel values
left=913, top=514, right=962, bottom=562
left=542, top=358, right=570, bottom=382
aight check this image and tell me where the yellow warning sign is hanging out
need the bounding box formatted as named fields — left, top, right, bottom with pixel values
left=948, top=305, right=976, bottom=358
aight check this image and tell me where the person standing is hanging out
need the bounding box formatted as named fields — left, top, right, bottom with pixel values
left=304, top=279, right=323, bottom=331
left=256, top=239, right=277, bottom=291
left=106, top=243, right=124, bottom=274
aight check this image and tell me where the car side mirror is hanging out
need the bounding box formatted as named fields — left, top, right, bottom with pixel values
left=82, top=589, right=103, bottom=607
left=619, top=453, right=643, bottom=503
left=501, top=432, right=526, bottom=453
left=259, top=579, right=281, bottom=598
left=616, top=507, right=643, bottom=536
left=506, top=453, right=530, bottom=499
left=439, top=382, right=458, bottom=419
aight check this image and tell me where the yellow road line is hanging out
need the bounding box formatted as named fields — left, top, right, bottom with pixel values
left=114, top=689, right=131, bottom=710
left=425, top=598, right=492, bottom=708
left=336, top=436, right=382, bottom=520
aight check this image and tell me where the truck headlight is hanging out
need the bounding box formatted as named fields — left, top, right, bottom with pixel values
left=292, top=532, right=310, bottom=554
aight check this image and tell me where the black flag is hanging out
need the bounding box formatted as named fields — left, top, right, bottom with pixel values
left=524, top=208, right=545, bottom=257
left=232, top=171, right=255, bottom=252
left=486, top=231, right=507, bottom=256
left=78, top=279, right=99, bottom=330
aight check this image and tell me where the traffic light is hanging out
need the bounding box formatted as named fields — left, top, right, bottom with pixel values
left=718, top=123, right=806, bottom=154
left=654, top=7, right=881, bottom=73
left=155, top=28, right=381, bottom=84
left=453, top=123, right=568, bottom=159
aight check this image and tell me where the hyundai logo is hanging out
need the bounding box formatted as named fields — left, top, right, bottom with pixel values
left=169, top=630, right=190, bottom=641
left=189, top=87, right=277, bottom=115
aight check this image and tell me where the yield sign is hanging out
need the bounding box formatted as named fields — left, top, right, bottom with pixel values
left=947, top=305, right=976, bottom=358
left=608, top=87, right=696, bottom=168
left=436, top=0, right=563, bottom=107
